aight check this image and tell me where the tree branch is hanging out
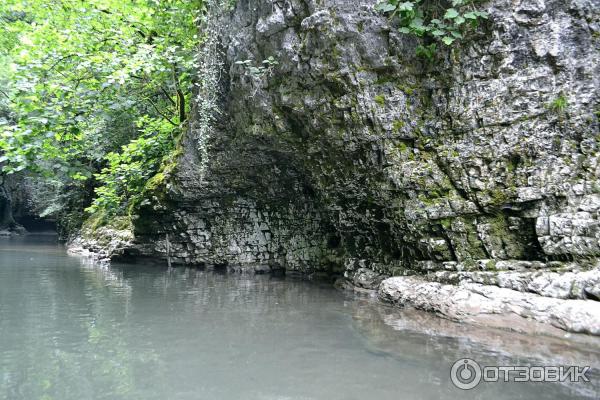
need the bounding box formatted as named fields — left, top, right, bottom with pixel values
left=161, top=87, right=177, bottom=107
left=144, top=97, right=178, bottom=127
left=171, top=64, right=186, bottom=123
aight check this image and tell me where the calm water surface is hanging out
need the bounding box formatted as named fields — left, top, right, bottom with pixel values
left=1, top=235, right=599, bottom=400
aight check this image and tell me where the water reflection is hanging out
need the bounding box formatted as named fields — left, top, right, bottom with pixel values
left=0, top=235, right=599, bottom=400
left=349, top=298, right=600, bottom=398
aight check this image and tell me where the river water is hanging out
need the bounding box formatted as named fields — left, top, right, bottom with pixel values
left=1, top=235, right=599, bottom=399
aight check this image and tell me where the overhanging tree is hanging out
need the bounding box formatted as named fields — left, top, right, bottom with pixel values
left=0, top=0, right=203, bottom=231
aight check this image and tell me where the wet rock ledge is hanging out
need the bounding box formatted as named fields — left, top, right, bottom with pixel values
left=340, top=257, right=600, bottom=336
left=378, top=274, right=600, bottom=336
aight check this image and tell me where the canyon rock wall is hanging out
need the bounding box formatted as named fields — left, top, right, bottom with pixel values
left=106, top=0, right=598, bottom=286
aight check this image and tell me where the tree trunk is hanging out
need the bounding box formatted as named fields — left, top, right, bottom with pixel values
left=0, top=177, right=25, bottom=234
left=0, top=182, right=17, bottom=229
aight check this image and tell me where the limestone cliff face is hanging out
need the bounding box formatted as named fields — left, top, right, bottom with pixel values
left=128, top=0, right=599, bottom=284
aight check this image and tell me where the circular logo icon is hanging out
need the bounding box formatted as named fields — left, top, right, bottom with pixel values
left=450, top=358, right=482, bottom=390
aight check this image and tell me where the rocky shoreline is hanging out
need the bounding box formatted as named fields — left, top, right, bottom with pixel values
left=379, top=275, right=600, bottom=336
left=69, top=234, right=600, bottom=338
left=342, top=256, right=600, bottom=337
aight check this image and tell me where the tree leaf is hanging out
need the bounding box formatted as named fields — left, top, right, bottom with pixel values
left=444, top=8, right=459, bottom=19
left=375, top=3, right=397, bottom=13
left=442, top=36, right=455, bottom=45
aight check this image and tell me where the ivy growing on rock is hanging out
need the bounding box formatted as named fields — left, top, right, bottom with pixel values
left=375, top=0, right=489, bottom=53
left=235, top=56, right=279, bottom=79
left=235, top=56, right=279, bottom=96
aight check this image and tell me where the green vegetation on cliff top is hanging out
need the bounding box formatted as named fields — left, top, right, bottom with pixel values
left=375, top=0, right=489, bottom=55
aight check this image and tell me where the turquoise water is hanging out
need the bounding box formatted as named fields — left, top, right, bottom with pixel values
left=0, top=235, right=598, bottom=399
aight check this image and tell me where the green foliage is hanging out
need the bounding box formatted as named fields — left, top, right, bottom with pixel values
left=225, top=0, right=238, bottom=11
left=85, top=117, right=176, bottom=216
left=374, top=95, right=386, bottom=106
left=0, top=0, right=203, bottom=227
left=548, top=94, right=568, bottom=113
left=375, top=0, right=489, bottom=54
left=392, top=119, right=405, bottom=131
left=415, top=44, right=437, bottom=61
left=235, top=56, right=279, bottom=78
